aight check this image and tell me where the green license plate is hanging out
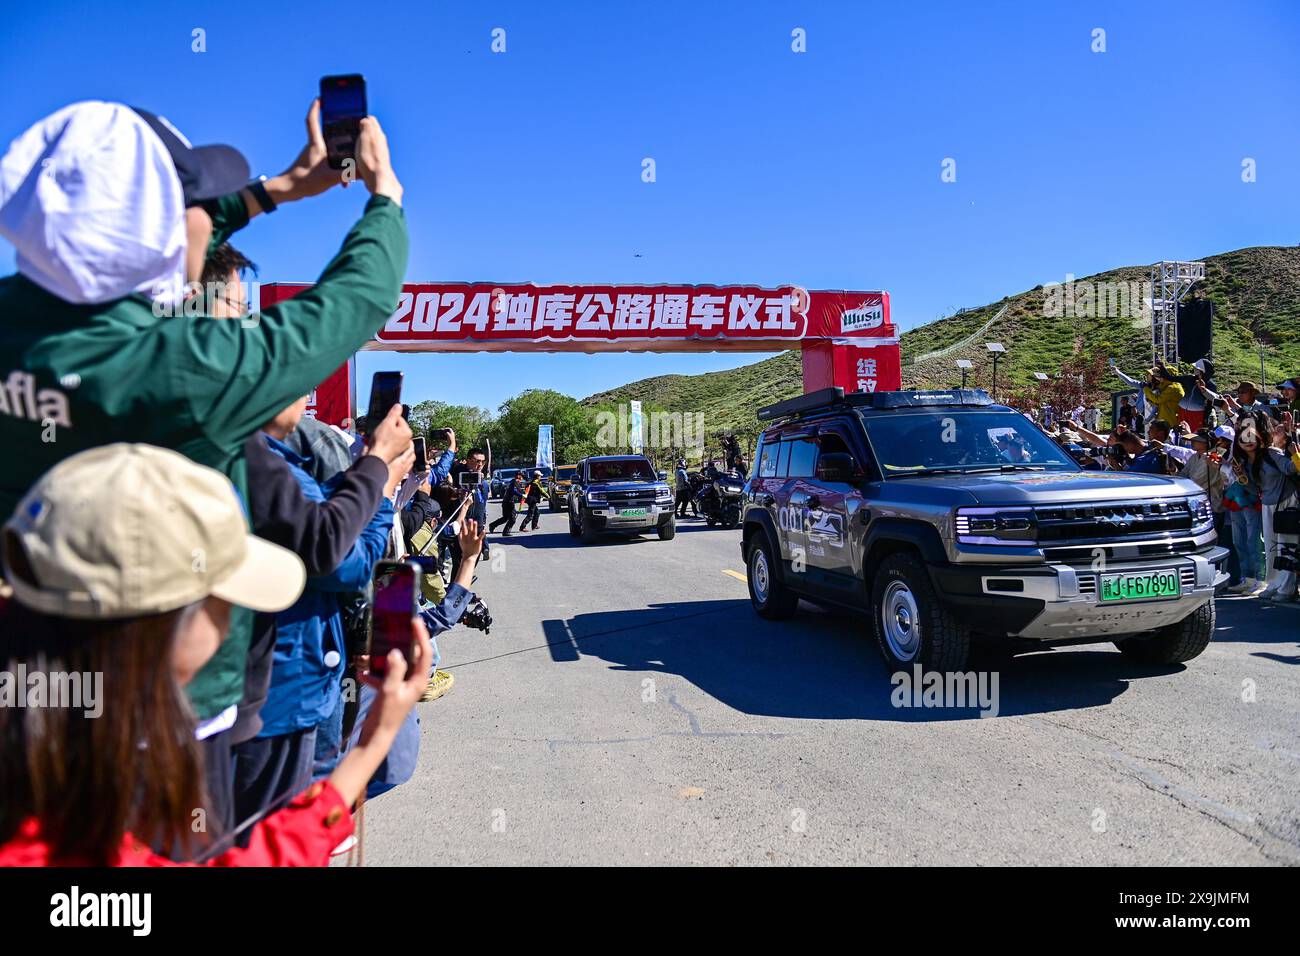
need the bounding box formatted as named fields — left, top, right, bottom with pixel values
left=1099, top=569, right=1180, bottom=602
left=617, top=508, right=647, bottom=517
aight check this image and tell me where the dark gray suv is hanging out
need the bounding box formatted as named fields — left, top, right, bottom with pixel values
left=568, top=455, right=676, bottom=543
left=740, top=387, right=1228, bottom=671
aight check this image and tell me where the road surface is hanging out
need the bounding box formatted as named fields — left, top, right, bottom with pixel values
left=355, top=510, right=1300, bottom=866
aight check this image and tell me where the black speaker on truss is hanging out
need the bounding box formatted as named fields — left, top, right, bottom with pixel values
left=1177, top=299, right=1213, bottom=364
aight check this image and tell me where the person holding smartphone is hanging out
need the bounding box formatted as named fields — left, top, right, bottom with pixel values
left=0, top=95, right=408, bottom=737
left=338, top=517, right=488, bottom=798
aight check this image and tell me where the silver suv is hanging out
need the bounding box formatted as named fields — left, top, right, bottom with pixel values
left=740, top=388, right=1228, bottom=671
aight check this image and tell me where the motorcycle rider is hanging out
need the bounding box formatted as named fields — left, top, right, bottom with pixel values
left=674, top=458, right=692, bottom=518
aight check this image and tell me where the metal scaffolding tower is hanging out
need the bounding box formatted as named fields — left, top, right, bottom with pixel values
left=1150, top=260, right=1205, bottom=365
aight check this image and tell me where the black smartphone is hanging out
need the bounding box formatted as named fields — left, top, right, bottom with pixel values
left=413, top=437, right=428, bottom=473
left=365, top=371, right=403, bottom=432
left=457, top=470, right=482, bottom=488
left=369, top=560, right=420, bottom=677
left=320, top=74, right=367, bottom=170
left=428, top=427, right=452, bottom=444
left=401, top=404, right=411, bottom=422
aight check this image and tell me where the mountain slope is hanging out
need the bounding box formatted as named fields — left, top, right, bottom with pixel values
left=583, top=246, right=1300, bottom=439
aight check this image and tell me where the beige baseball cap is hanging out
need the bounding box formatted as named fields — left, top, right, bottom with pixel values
left=2, top=443, right=305, bottom=619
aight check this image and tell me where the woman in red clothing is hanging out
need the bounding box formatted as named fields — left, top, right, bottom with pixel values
left=0, top=443, right=431, bottom=866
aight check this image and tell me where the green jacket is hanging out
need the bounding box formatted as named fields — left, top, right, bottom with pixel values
left=0, top=193, right=408, bottom=719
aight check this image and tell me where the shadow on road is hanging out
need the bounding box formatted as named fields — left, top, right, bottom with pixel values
left=540, top=599, right=1184, bottom=721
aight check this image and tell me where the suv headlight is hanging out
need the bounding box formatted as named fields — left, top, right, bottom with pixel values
left=655, top=484, right=672, bottom=502
left=586, top=491, right=606, bottom=503
left=954, top=507, right=1036, bottom=547
left=1188, top=494, right=1213, bottom=532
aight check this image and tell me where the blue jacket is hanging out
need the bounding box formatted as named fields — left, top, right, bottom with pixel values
left=258, top=434, right=394, bottom=738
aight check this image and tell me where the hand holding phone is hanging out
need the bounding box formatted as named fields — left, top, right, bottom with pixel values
left=366, top=372, right=403, bottom=434
left=369, top=561, right=422, bottom=677
left=320, top=74, right=367, bottom=170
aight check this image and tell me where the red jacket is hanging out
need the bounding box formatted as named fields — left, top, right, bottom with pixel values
left=0, top=781, right=353, bottom=867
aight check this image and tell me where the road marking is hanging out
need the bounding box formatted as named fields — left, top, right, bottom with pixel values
left=721, top=569, right=747, bottom=583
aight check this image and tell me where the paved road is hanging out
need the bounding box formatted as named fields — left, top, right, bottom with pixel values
left=359, top=510, right=1300, bottom=866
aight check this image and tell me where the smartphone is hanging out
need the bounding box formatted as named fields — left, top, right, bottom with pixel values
left=413, top=437, right=428, bottom=473
left=369, top=560, right=420, bottom=677
left=457, top=470, right=482, bottom=488
left=319, top=74, right=367, bottom=170
left=428, top=427, right=452, bottom=444
left=365, top=371, right=403, bottom=432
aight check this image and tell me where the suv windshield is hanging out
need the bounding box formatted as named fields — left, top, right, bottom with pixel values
left=555, top=466, right=577, bottom=480
left=588, top=458, right=657, bottom=482
left=860, top=411, right=1078, bottom=475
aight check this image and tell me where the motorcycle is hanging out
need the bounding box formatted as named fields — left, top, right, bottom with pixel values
left=694, top=467, right=744, bottom=529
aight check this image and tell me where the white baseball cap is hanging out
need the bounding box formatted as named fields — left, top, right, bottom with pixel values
left=1213, top=424, right=1235, bottom=441
left=3, top=444, right=305, bottom=619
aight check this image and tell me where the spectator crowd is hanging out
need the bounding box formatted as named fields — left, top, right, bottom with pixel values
left=1027, top=362, right=1300, bottom=604
left=0, top=98, right=495, bottom=865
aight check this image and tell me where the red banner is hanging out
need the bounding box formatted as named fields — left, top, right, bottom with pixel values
left=259, top=282, right=900, bottom=410
left=261, top=283, right=893, bottom=353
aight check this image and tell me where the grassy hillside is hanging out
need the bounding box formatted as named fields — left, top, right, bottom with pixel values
left=583, top=246, right=1300, bottom=442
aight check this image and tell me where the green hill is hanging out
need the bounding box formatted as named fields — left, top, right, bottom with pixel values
left=583, top=246, right=1300, bottom=442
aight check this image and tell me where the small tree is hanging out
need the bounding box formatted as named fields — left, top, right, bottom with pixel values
left=1003, top=348, right=1110, bottom=420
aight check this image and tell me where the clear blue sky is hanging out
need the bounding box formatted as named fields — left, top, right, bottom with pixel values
left=3, top=1, right=1297, bottom=412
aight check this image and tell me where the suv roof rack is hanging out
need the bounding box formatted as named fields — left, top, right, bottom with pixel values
left=757, top=388, right=994, bottom=422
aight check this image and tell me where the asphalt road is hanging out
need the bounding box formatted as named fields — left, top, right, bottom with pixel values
left=357, top=510, right=1300, bottom=866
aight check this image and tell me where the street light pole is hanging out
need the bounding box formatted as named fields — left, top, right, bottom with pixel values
left=985, top=342, right=1006, bottom=401
left=955, top=359, right=972, bottom=390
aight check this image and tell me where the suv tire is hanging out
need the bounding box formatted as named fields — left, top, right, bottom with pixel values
left=747, top=532, right=798, bottom=619
left=580, top=509, right=599, bottom=544
left=1114, top=601, right=1214, bottom=664
left=658, top=518, right=676, bottom=541
left=871, top=552, right=970, bottom=672
left=568, top=506, right=580, bottom=538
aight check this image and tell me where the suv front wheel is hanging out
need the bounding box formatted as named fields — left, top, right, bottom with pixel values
left=871, top=552, right=970, bottom=672
left=747, top=532, right=798, bottom=619
left=1114, top=601, right=1214, bottom=664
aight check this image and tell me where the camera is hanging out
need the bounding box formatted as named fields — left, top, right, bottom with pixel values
left=462, top=594, right=493, bottom=634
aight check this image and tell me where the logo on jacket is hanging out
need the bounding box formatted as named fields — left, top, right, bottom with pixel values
left=0, top=370, right=72, bottom=429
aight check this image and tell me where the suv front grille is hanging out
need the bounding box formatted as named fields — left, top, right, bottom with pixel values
left=606, top=489, right=656, bottom=505
left=1034, top=499, right=1193, bottom=544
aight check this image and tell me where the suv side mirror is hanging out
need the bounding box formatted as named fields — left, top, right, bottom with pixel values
left=816, top=452, right=857, bottom=483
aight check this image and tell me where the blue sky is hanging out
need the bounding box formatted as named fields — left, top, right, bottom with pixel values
left=3, top=1, right=1297, bottom=411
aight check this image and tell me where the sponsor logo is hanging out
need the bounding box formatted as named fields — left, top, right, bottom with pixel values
left=841, top=300, right=883, bottom=333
